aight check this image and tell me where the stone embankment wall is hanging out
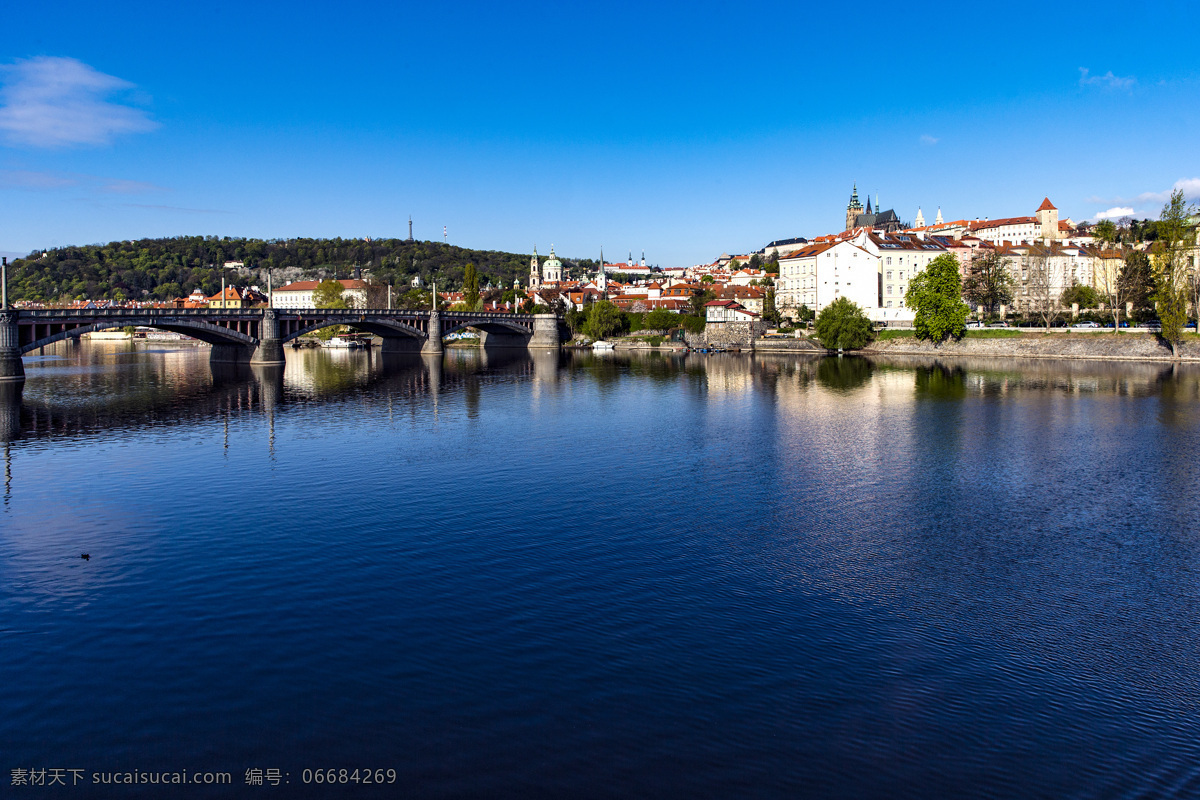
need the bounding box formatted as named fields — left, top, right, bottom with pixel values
left=751, top=337, right=825, bottom=353
left=865, top=333, right=1200, bottom=362
left=704, top=322, right=758, bottom=349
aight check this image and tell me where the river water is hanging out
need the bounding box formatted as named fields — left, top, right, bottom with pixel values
left=3, top=342, right=1200, bottom=798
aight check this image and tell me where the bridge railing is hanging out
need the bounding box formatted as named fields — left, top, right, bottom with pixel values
left=18, top=307, right=544, bottom=320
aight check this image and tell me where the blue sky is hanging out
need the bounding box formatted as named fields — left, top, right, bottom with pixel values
left=2, top=0, right=1197, bottom=266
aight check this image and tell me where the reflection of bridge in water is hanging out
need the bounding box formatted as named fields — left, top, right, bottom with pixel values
left=0, top=348, right=556, bottom=447
left=0, top=307, right=566, bottom=382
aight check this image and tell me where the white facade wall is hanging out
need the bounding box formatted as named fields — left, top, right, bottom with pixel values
left=273, top=287, right=366, bottom=310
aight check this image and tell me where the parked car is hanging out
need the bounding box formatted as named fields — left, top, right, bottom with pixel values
left=987, top=322, right=1010, bottom=328
left=966, top=321, right=984, bottom=329
left=1071, top=321, right=1101, bottom=329
left=1142, top=321, right=1162, bottom=331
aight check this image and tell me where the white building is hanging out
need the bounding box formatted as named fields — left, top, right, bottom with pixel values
left=274, top=279, right=368, bottom=309
left=776, top=239, right=879, bottom=319
left=860, top=232, right=950, bottom=324
left=705, top=299, right=760, bottom=323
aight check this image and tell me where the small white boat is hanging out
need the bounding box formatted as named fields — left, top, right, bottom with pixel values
left=322, top=334, right=362, bottom=349
left=592, top=340, right=615, bottom=350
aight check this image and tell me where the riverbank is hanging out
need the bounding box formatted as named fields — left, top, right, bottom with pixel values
left=862, top=331, right=1200, bottom=361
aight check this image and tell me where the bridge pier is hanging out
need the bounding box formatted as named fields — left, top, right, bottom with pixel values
left=422, top=311, right=444, bottom=355
left=210, top=343, right=256, bottom=364
left=0, top=312, right=24, bottom=383
left=528, top=313, right=562, bottom=350
left=251, top=310, right=286, bottom=365
left=381, top=336, right=423, bottom=354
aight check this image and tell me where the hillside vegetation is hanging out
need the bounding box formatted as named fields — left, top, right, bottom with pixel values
left=5, top=236, right=600, bottom=303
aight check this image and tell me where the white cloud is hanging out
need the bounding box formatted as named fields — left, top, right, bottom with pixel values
left=1078, top=67, right=1136, bottom=91
left=0, top=168, right=164, bottom=194
left=0, top=56, right=157, bottom=147
left=100, top=179, right=165, bottom=194
left=919, top=134, right=939, bottom=146
left=0, top=169, right=78, bottom=189
left=1126, top=178, right=1200, bottom=206
left=1093, top=207, right=1134, bottom=221
left=1086, top=178, right=1200, bottom=217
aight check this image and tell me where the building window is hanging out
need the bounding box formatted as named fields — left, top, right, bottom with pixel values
left=886, top=285, right=893, bottom=294
left=886, top=301, right=893, bottom=308
left=886, top=271, right=892, bottom=280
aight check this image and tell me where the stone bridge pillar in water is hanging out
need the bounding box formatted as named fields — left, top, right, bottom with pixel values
left=422, top=311, right=444, bottom=355
left=251, top=310, right=285, bottom=365
left=0, top=312, right=24, bottom=383
left=528, top=313, right=562, bottom=349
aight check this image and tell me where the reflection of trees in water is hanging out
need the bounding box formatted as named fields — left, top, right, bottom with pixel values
left=866, top=354, right=1193, bottom=398
left=816, top=356, right=873, bottom=392
left=914, top=362, right=968, bottom=400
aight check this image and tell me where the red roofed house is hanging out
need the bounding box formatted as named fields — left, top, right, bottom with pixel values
left=705, top=299, right=759, bottom=324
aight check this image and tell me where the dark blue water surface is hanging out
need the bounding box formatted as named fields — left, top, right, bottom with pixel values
left=3, top=343, right=1200, bottom=798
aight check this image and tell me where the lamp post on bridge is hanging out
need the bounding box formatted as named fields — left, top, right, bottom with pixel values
left=2, top=257, right=7, bottom=309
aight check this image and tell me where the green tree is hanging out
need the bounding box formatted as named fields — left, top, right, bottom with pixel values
left=643, top=308, right=679, bottom=331
left=906, top=253, right=968, bottom=344
left=1120, top=251, right=1155, bottom=316
left=1093, top=219, right=1118, bottom=246
left=463, top=262, right=480, bottom=310
left=1152, top=189, right=1197, bottom=354
left=762, top=288, right=781, bottom=325
left=564, top=306, right=588, bottom=336
left=1060, top=281, right=1100, bottom=311
left=690, top=288, right=716, bottom=316
left=962, top=251, right=1015, bottom=315
left=814, top=297, right=873, bottom=350
left=585, top=300, right=624, bottom=340
left=312, top=279, right=348, bottom=309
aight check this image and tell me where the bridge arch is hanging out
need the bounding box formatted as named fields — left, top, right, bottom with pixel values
left=441, top=319, right=533, bottom=339
left=280, top=318, right=428, bottom=344
left=19, top=318, right=257, bottom=355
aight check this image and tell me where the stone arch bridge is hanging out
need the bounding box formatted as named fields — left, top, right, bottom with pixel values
left=0, top=308, right=564, bottom=382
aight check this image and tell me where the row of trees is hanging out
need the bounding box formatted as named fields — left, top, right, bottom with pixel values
left=563, top=302, right=706, bottom=341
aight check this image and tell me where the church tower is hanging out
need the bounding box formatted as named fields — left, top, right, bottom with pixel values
left=846, top=184, right=864, bottom=231
left=543, top=246, right=562, bottom=283
left=1036, top=198, right=1059, bottom=242
left=597, top=247, right=607, bottom=294
left=935, top=207, right=943, bottom=225
left=529, top=246, right=541, bottom=290
left=915, top=207, right=925, bottom=228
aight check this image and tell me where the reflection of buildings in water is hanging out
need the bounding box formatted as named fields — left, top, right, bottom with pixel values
left=700, top=354, right=756, bottom=399
left=864, top=354, right=1182, bottom=399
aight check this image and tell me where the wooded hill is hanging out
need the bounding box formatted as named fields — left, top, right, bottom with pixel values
left=4, top=236, right=601, bottom=303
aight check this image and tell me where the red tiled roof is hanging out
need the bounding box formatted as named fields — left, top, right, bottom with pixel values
left=277, top=279, right=368, bottom=292
left=1037, top=197, right=1057, bottom=212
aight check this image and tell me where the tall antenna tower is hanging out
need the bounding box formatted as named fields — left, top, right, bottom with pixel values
left=407, top=216, right=413, bottom=242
